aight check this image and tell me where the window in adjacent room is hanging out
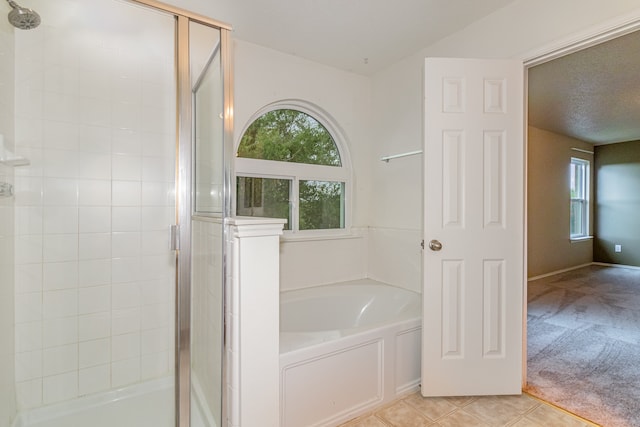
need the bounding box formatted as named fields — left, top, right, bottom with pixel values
left=235, top=105, right=350, bottom=234
left=570, top=157, right=590, bottom=239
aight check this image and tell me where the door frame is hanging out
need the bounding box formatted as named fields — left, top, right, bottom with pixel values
left=520, top=10, right=640, bottom=387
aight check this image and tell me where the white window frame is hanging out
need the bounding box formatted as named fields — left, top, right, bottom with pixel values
left=570, top=157, right=590, bottom=239
left=234, top=100, right=353, bottom=238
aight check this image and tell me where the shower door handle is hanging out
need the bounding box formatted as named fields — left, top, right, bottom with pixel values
left=428, top=239, right=442, bottom=251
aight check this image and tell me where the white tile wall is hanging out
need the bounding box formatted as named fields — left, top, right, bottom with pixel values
left=15, top=350, right=41, bottom=383
left=78, top=339, right=110, bottom=369
left=43, top=371, right=78, bottom=404
left=14, top=263, right=42, bottom=294
left=12, top=0, right=177, bottom=409
left=42, top=317, right=78, bottom=348
left=2, top=23, right=22, bottom=424
left=111, top=358, right=140, bottom=388
left=112, top=308, right=140, bottom=336
left=0, top=165, right=17, bottom=425
left=79, top=364, right=110, bottom=395
left=15, top=379, right=42, bottom=409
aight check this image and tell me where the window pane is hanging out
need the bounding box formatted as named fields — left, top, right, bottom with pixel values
left=237, top=109, right=341, bottom=166
left=236, top=177, right=291, bottom=230
left=570, top=162, right=584, bottom=199
left=570, top=199, right=584, bottom=236
left=299, top=180, right=344, bottom=230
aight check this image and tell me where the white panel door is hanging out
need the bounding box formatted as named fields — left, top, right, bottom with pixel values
left=422, top=58, right=524, bottom=396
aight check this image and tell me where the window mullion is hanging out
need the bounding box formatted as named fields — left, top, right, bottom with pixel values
left=582, top=199, right=588, bottom=236
left=291, top=178, right=299, bottom=232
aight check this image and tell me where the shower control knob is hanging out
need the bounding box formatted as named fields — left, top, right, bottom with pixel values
left=428, top=239, right=443, bottom=251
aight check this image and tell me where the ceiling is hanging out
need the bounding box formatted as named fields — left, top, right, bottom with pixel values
left=214, top=0, right=515, bottom=75
left=528, top=29, right=640, bottom=145
left=212, top=0, right=640, bottom=145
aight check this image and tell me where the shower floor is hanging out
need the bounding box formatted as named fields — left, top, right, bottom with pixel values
left=11, top=377, right=212, bottom=427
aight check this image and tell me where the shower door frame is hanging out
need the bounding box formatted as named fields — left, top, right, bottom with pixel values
left=128, top=2, right=234, bottom=427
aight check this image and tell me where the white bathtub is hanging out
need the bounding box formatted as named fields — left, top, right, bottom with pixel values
left=279, top=279, right=422, bottom=427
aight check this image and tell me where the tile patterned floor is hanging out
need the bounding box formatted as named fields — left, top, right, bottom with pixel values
left=339, top=391, right=598, bottom=427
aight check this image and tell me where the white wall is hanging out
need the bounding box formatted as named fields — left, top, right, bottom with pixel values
left=233, top=40, right=374, bottom=290
left=0, top=16, right=17, bottom=427
left=369, top=0, right=640, bottom=291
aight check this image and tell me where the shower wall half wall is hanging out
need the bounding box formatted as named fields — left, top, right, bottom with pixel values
left=11, top=0, right=176, bottom=410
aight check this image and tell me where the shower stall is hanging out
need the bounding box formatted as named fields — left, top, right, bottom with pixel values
left=0, top=0, right=232, bottom=426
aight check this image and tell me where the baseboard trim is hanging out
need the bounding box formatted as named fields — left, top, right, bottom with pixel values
left=528, top=263, right=593, bottom=281
left=592, top=262, right=640, bottom=270
left=529, top=262, right=640, bottom=281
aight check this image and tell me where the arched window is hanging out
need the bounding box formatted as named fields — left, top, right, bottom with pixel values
left=235, top=103, right=350, bottom=234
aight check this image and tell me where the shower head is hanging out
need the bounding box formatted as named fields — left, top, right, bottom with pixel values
left=6, top=0, right=40, bottom=30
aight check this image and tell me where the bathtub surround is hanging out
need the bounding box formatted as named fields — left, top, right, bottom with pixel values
left=367, top=227, right=422, bottom=293
left=279, top=226, right=423, bottom=294
left=526, top=265, right=640, bottom=427
left=279, top=228, right=368, bottom=292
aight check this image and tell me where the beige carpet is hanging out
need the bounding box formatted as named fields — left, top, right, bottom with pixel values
left=526, top=265, right=640, bottom=427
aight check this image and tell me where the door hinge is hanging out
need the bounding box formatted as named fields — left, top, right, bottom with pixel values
left=421, top=239, right=424, bottom=250
left=170, top=225, right=180, bottom=251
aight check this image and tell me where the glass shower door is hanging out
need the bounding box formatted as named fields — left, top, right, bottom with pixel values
left=190, top=22, right=225, bottom=427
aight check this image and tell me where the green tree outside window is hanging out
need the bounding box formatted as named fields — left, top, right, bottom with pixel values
left=236, top=108, right=347, bottom=232
left=238, top=109, right=341, bottom=166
